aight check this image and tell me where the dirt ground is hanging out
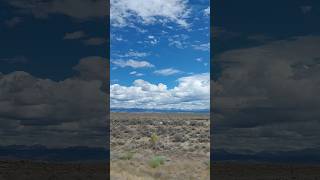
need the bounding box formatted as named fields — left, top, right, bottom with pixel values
left=211, top=162, right=320, bottom=180
left=0, top=160, right=108, bottom=180
left=110, top=112, right=210, bottom=180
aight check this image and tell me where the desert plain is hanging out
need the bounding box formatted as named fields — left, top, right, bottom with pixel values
left=110, top=112, right=210, bottom=180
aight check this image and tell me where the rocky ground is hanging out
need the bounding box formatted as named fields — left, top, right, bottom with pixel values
left=110, top=112, right=210, bottom=180
left=0, top=160, right=108, bottom=180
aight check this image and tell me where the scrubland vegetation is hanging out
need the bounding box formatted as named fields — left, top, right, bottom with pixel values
left=110, top=112, right=210, bottom=180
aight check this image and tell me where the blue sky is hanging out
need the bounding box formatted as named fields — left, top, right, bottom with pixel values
left=110, top=0, right=210, bottom=110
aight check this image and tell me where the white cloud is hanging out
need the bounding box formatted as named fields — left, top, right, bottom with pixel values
left=204, top=6, right=210, bottom=16
left=136, top=73, right=144, bottom=77
left=196, top=58, right=203, bottom=62
left=64, top=31, right=86, bottom=40
left=168, top=34, right=190, bottom=49
left=154, top=68, right=182, bottom=76
left=146, top=35, right=159, bottom=45
left=130, top=71, right=144, bottom=77
left=111, top=59, right=154, bottom=68
left=111, top=34, right=127, bottom=42
left=110, top=0, right=190, bottom=27
left=192, top=42, right=210, bottom=51
left=115, top=50, right=149, bottom=58
left=110, top=73, right=209, bottom=110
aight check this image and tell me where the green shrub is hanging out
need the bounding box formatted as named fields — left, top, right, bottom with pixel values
left=119, top=151, right=135, bottom=160
left=150, top=133, right=159, bottom=146
left=148, top=156, right=165, bottom=168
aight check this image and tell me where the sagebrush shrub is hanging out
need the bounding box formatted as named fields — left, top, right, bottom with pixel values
left=148, top=156, right=165, bottom=168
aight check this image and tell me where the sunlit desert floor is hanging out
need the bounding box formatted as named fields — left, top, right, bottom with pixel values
left=110, top=112, right=210, bottom=180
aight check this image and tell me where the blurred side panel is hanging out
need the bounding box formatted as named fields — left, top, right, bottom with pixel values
left=0, top=0, right=110, bottom=179
left=211, top=0, right=320, bottom=179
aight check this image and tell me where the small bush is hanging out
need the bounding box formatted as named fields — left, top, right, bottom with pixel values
left=148, top=156, right=165, bottom=168
left=119, top=151, right=135, bottom=160
left=150, top=133, right=159, bottom=146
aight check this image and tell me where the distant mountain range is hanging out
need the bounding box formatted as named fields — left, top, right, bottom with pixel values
left=213, top=148, right=320, bottom=164
left=111, top=108, right=209, bottom=113
left=0, top=145, right=109, bottom=162
left=1, top=145, right=320, bottom=164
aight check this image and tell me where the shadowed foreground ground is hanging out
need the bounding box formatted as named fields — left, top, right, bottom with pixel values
left=1, top=160, right=320, bottom=180
left=212, top=162, right=320, bottom=180
left=0, top=160, right=108, bottom=180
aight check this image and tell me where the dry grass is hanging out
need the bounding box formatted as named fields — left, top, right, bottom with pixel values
left=110, top=112, right=210, bottom=179
left=111, top=156, right=210, bottom=180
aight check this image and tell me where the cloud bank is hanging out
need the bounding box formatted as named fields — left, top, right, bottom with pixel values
left=0, top=57, right=107, bottom=148
left=213, top=36, right=320, bottom=154
left=111, top=73, right=209, bottom=110
left=110, top=0, right=190, bottom=27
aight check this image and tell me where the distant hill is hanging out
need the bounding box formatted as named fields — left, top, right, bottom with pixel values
left=213, top=148, right=320, bottom=164
left=0, top=145, right=109, bottom=162
left=111, top=108, right=209, bottom=113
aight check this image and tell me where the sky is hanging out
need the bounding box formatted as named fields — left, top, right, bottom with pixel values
left=1, top=0, right=320, bottom=164
left=0, top=0, right=108, bottom=149
left=212, top=0, right=320, bottom=163
left=110, top=0, right=210, bottom=110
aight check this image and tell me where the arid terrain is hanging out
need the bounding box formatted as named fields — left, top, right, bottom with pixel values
left=0, top=160, right=108, bottom=180
left=110, top=112, right=210, bottom=180
left=211, top=162, right=320, bottom=180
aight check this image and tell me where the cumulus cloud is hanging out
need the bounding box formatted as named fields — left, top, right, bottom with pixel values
left=110, top=73, right=209, bottom=110
left=213, top=36, right=320, bottom=153
left=73, top=56, right=107, bottom=81
left=154, top=68, right=182, bottom=76
left=203, top=6, right=210, bottom=16
left=0, top=56, right=107, bottom=148
left=110, top=0, right=190, bottom=27
left=111, top=59, right=154, bottom=68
